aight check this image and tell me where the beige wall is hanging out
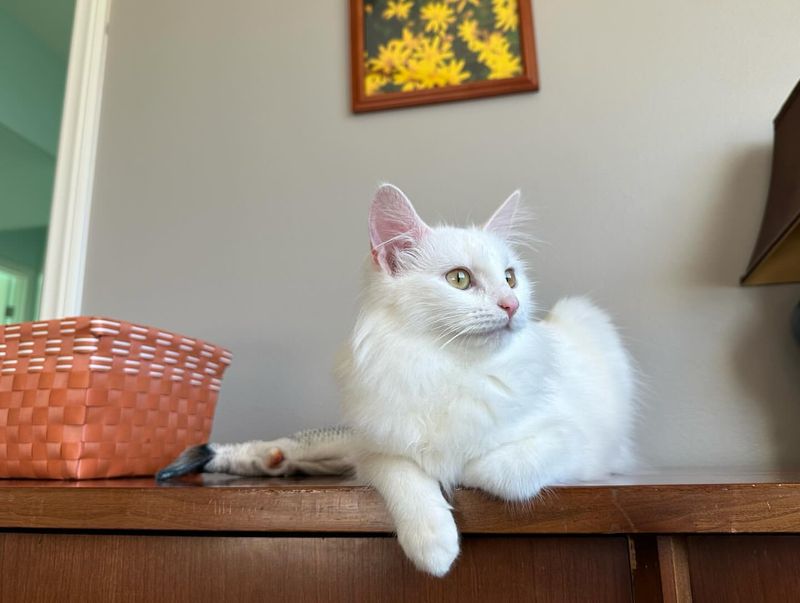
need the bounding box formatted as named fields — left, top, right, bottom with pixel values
left=83, top=0, right=800, bottom=470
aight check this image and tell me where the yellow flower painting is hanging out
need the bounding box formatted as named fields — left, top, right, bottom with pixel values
left=362, top=0, right=525, bottom=97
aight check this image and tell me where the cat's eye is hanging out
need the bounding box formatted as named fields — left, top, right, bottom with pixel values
left=446, top=268, right=471, bottom=290
left=505, top=268, right=517, bottom=288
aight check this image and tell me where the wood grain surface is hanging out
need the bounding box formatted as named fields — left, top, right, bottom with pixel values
left=0, top=533, right=632, bottom=603
left=628, top=535, right=665, bottom=602
left=658, top=536, right=692, bottom=602
left=3, top=473, right=800, bottom=534
left=687, top=535, right=800, bottom=602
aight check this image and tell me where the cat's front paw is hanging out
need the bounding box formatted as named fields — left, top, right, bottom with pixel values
left=462, top=452, right=545, bottom=501
left=396, top=508, right=460, bottom=577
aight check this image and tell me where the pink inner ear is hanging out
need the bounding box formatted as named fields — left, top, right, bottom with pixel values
left=369, top=184, right=429, bottom=274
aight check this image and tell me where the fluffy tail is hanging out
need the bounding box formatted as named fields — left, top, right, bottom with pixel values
left=156, top=425, right=355, bottom=481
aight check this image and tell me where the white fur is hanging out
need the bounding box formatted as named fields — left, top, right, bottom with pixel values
left=338, top=185, right=636, bottom=576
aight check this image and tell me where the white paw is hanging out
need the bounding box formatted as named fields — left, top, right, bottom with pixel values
left=462, top=454, right=544, bottom=502
left=396, top=508, right=459, bottom=577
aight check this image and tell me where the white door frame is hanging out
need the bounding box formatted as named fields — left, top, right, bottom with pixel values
left=39, top=0, right=112, bottom=319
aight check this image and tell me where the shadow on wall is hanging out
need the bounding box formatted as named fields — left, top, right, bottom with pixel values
left=706, top=146, right=800, bottom=468
left=697, top=145, right=772, bottom=287
left=734, top=289, right=800, bottom=468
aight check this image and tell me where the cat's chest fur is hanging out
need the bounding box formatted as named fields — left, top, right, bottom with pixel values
left=342, top=324, right=551, bottom=484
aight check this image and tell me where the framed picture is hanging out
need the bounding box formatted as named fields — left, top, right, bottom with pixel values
left=350, top=0, right=539, bottom=113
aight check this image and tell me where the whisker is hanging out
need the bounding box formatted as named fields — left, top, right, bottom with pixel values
left=439, top=325, right=475, bottom=350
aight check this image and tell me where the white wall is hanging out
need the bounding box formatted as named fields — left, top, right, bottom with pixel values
left=83, top=0, right=800, bottom=470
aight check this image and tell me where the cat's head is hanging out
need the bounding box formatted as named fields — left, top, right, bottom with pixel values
left=366, top=184, right=532, bottom=349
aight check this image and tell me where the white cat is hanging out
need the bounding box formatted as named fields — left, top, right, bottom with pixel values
left=158, top=184, right=636, bottom=577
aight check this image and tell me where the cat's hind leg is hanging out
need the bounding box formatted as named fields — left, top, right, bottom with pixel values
left=156, top=425, right=355, bottom=480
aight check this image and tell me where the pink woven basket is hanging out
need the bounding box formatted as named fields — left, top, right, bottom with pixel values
left=0, top=317, right=231, bottom=479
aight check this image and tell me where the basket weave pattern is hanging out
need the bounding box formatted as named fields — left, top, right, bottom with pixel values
left=0, top=317, right=231, bottom=479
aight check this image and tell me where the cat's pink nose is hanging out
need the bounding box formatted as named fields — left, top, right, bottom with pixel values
left=498, top=296, right=519, bottom=318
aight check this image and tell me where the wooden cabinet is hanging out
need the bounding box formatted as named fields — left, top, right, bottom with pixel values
left=1, top=473, right=799, bottom=602
left=686, top=535, right=800, bottom=601
left=0, top=534, right=632, bottom=602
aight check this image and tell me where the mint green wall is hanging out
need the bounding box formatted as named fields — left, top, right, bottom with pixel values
left=0, top=227, right=47, bottom=271
left=0, top=0, right=75, bottom=59
left=0, top=7, right=68, bottom=155
left=0, top=226, right=47, bottom=320
left=0, top=225, right=47, bottom=321
left=0, top=2, right=74, bottom=321
left=0, top=123, right=55, bottom=230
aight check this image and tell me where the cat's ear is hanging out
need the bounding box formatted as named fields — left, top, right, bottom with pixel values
left=483, top=190, right=521, bottom=238
left=369, top=184, right=429, bottom=274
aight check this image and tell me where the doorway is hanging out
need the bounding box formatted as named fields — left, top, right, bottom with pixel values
left=0, top=0, right=76, bottom=323
left=1, top=0, right=110, bottom=322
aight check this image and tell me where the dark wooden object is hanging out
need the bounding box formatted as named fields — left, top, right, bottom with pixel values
left=3, top=472, right=800, bottom=601
left=687, top=535, right=800, bottom=601
left=0, top=534, right=632, bottom=602
left=742, top=78, right=800, bottom=285
left=349, top=0, right=539, bottom=113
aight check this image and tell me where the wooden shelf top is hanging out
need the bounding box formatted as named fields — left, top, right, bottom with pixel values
left=2, top=470, right=800, bottom=534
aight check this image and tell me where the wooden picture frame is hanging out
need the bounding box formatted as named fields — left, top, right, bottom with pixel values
left=350, top=0, right=539, bottom=113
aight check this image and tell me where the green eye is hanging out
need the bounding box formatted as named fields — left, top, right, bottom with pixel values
left=446, top=268, right=471, bottom=290
left=505, top=268, right=517, bottom=288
